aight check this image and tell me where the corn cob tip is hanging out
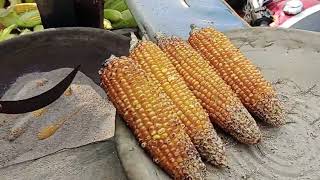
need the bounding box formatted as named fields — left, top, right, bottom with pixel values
left=141, top=32, right=150, bottom=41
left=189, top=24, right=202, bottom=35
left=156, top=34, right=178, bottom=47
left=154, top=32, right=172, bottom=42
left=254, top=94, right=286, bottom=127
left=190, top=24, right=198, bottom=31
left=98, top=54, right=118, bottom=76
left=154, top=32, right=164, bottom=42
left=226, top=104, right=262, bottom=144
left=129, top=32, right=139, bottom=51
left=154, top=31, right=164, bottom=38
left=196, top=130, right=228, bottom=167
left=129, top=35, right=151, bottom=52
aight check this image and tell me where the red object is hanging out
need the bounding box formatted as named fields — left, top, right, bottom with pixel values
left=267, top=0, right=320, bottom=27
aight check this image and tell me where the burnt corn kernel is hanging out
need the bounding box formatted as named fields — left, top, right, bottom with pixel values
left=100, top=57, right=206, bottom=180
left=157, top=36, right=261, bottom=145
left=188, top=27, right=285, bottom=127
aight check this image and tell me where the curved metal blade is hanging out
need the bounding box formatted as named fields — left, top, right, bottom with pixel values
left=0, top=65, right=80, bottom=114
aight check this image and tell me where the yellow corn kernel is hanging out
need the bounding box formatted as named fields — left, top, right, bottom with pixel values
left=189, top=27, right=285, bottom=127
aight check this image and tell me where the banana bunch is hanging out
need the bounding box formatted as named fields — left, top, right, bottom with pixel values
left=0, top=0, right=138, bottom=42
left=0, top=2, right=43, bottom=42
left=103, top=0, right=137, bottom=30
left=0, top=0, right=5, bottom=9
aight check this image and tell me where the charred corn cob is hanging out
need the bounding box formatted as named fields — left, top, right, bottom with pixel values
left=130, top=41, right=227, bottom=166
left=100, top=57, right=206, bottom=180
left=188, top=27, right=285, bottom=127
left=157, top=36, right=261, bottom=144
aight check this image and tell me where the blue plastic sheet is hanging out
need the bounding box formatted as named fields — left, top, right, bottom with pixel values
left=125, top=0, right=249, bottom=39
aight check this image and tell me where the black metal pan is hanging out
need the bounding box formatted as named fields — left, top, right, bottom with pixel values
left=0, top=27, right=130, bottom=98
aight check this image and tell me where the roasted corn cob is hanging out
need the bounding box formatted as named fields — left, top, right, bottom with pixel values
left=157, top=36, right=261, bottom=144
left=188, top=27, right=285, bottom=127
left=100, top=57, right=206, bottom=180
left=130, top=41, right=227, bottom=166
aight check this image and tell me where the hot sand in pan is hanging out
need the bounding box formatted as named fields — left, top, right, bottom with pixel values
left=0, top=68, right=115, bottom=168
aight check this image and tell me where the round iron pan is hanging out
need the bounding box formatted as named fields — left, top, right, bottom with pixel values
left=0, top=27, right=130, bottom=180
left=0, top=27, right=130, bottom=97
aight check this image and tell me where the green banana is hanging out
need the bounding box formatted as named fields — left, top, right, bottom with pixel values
left=108, top=0, right=128, bottom=12
left=17, top=10, right=41, bottom=27
left=104, top=0, right=114, bottom=9
left=121, top=9, right=134, bottom=19
left=5, top=34, right=17, bottom=39
left=103, top=18, right=112, bottom=30
left=33, top=24, right=43, bottom=32
left=19, top=28, right=31, bottom=35
left=104, top=9, right=122, bottom=22
left=0, top=0, right=5, bottom=9
left=9, top=0, right=22, bottom=6
left=111, top=9, right=137, bottom=29
left=0, top=9, right=20, bottom=27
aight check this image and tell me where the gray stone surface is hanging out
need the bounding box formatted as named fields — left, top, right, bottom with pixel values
left=0, top=139, right=127, bottom=180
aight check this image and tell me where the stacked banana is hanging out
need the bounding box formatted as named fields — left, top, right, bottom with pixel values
left=100, top=27, right=285, bottom=179
left=103, top=0, right=137, bottom=30
left=0, top=0, right=137, bottom=41
left=0, top=2, right=43, bottom=42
